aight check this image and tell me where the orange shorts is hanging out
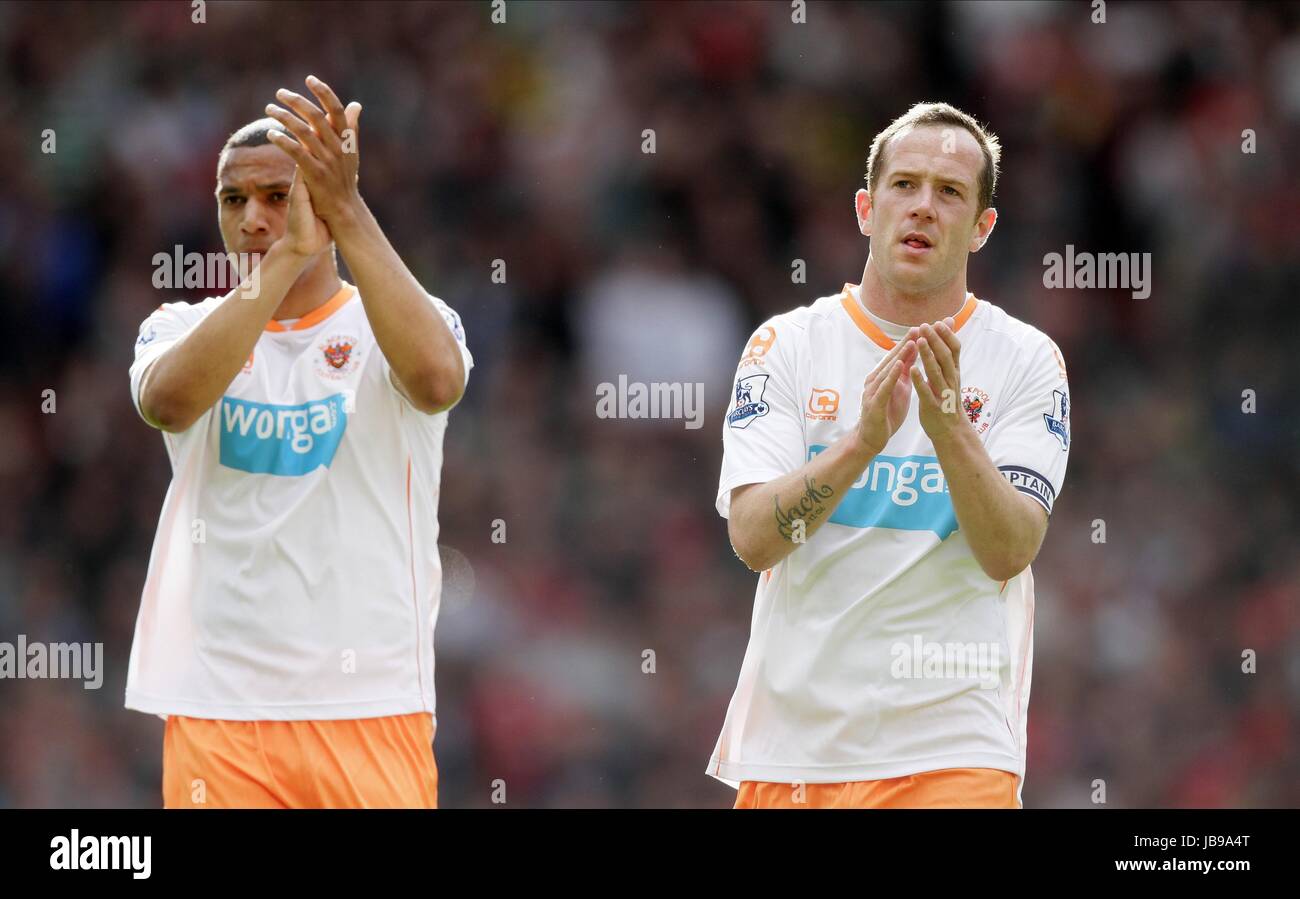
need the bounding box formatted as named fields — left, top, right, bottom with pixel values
left=735, top=767, right=1020, bottom=809
left=162, top=713, right=438, bottom=809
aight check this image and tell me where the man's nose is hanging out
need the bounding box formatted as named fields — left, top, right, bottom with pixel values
left=241, top=198, right=272, bottom=233
left=909, top=187, right=936, bottom=220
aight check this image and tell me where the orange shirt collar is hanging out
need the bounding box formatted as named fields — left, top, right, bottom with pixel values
left=839, top=283, right=978, bottom=350
left=264, top=283, right=355, bottom=333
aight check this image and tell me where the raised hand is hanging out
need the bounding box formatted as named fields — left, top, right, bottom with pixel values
left=264, top=75, right=363, bottom=225
left=909, top=317, right=966, bottom=444
left=856, top=335, right=919, bottom=457
left=277, top=166, right=332, bottom=259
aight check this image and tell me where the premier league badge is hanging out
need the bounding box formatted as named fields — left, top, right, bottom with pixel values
left=1044, top=388, right=1070, bottom=449
left=728, top=374, right=771, bottom=429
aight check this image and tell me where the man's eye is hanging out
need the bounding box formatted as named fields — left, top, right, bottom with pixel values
left=942, top=186, right=960, bottom=196
left=271, top=192, right=289, bottom=202
left=895, top=180, right=911, bottom=188
left=222, top=196, right=245, bottom=206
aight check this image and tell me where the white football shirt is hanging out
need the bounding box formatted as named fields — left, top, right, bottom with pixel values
left=126, top=283, right=473, bottom=721
left=710, top=283, right=1070, bottom=799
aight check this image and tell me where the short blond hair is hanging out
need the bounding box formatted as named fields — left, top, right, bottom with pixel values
left=865, top=102, right=1001, bottom=213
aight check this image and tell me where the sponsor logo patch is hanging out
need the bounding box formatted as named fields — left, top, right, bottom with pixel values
left=739, top=326, right=776, bottom=368
left=219, top=394, right=348, bottom=476
left=809, top=445, right=957, bottom=539
left=806, top=387, right=840, bottom=421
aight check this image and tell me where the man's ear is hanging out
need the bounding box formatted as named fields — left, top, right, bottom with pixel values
left=970, top=207, right=997, bottom=253
left=855, top=188, right=873, bottom=237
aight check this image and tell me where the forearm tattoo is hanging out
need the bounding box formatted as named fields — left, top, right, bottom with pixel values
left=774, top=476, right=835, bottom=543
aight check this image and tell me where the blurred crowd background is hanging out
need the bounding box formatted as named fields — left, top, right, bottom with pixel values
left=0, top=0, right=1297, bottom=808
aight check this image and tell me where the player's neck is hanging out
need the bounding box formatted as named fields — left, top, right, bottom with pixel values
left=857, top=259, right=968, bottom=327
left=274, top=263, right=344, bottom=321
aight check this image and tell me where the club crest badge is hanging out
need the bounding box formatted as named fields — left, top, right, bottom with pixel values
left=962, top=386, right=991, bottom=435
left=324, top=341, right=353, bottom=369
left=315, top=334, right=361, bottom=380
